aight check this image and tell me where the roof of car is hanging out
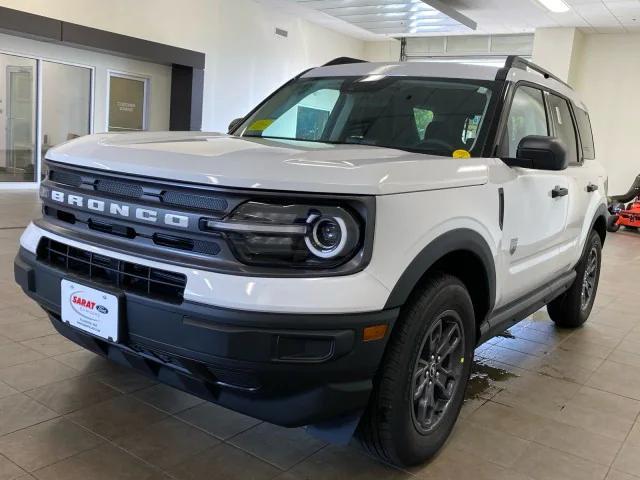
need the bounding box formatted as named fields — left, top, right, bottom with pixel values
left=302, top=58, right=586, bottom=111
left=303, top=61, right=502, bottom=82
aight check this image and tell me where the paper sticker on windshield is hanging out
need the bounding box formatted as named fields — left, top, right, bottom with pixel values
left=453, top=149, right=471, bottom=159
left=247, top=119, right=273, bottom=131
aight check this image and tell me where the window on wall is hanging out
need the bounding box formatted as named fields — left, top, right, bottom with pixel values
left=0, top=52, right=94, bottom=185
left=108, top=72, right=148, bottom=132
left=0, top=53, right=37, bottom=183
left=41, top=61, right=92, bottom=178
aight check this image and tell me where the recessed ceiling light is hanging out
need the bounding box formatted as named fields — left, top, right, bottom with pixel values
left=536, top=0, right=570, bottom=13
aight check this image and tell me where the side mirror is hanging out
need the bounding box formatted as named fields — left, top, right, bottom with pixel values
left=228, top=118, right=244, bottom=134
left=503, top=135, right=568, bottom=171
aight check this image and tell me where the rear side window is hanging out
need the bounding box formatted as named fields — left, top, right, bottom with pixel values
left=547, top=94, right=579, bottom=165
left=574, top=107, right=595, bottom=160
left=502, top=86, right=548, bottom=157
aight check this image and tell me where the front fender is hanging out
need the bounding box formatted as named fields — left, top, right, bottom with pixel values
left=383, top=228, right=496, bottom=310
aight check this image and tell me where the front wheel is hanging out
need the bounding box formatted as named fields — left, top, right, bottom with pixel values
left=356, top=273, right=474, bottom=467
left=547, top=230, right=602, bottom=328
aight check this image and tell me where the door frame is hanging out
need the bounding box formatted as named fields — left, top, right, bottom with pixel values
left=5, top=65, right=35, bottom=178
left=0, top=48, right=95, bottom=190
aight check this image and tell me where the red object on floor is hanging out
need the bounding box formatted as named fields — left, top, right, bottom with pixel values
left=617, top=197, right=640, bottom=228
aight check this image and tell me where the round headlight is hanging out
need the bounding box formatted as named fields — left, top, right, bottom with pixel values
left=305, top=215, right=348, bottom=258
left=313, top=218, right=342, bottom=250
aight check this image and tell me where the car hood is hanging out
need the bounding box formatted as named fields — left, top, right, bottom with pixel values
left=46, top=132, right=490, bottom=195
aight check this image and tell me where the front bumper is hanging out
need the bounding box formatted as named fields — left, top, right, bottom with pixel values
left=14, top=248, right=398, bottom=426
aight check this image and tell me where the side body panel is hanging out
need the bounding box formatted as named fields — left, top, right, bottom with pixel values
left=494, top=164, right=572, bottom=304
left=369, top=166, right=502, bottom=306
left=565, top=159, right=608, bottom=265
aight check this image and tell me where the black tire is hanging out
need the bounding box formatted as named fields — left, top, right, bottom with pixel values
left=607, top=215, right=620, bottom=232
left=356, top=273, right=475, bottom=467
left=547, top=230, right=602, bottom=328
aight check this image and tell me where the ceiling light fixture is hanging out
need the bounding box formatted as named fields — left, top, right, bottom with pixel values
left=535, top=0, right=570, bottom=13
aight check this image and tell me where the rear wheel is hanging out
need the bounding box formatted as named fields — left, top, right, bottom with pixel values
left=547, top=230, right=602, bottom=328
left=357, top=273, right=474, bottom=467
left=607, top=215, right=620, bottom=232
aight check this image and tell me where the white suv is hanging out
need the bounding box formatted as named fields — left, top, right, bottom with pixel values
left=15, top=56, right=608, bottom=466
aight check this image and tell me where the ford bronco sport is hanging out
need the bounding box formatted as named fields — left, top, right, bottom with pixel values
left=14, top=56, right=608, bottom=466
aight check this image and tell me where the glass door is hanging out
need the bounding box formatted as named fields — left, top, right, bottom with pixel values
left=0, top=53, right=37, bottom=183
left=41, top=61, right=92, bottom=178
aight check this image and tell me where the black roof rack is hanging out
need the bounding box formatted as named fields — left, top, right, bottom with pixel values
left=322, top=57, right=367, bottom=67
left=497, top=55, right=573, bottom=90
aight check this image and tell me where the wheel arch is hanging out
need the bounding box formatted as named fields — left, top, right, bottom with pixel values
left=582, top=204, right=608, bottom=254
left=591, top=206, right=607, bottom=246
left=384, top=229, right=496, bottom=340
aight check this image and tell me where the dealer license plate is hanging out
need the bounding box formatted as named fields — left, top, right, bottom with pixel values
left=60, top=279, right=120, bottom=342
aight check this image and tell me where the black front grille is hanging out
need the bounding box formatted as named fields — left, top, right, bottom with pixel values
left=96, top=179, right=144, bottom=199
left=37, top=238, right=187, bottom=304
left=161, top=190, right=228, bottom=212
left=50, top=170, right=82, bottom=188
left=48, top=164, right=231, bottom=214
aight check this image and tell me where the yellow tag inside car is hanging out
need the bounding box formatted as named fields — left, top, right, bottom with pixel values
left=247, top=119, right=274, bottom=132
left=452, top=149, right=471, bottom=159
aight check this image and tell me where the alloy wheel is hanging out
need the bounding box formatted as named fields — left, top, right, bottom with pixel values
left=411, top=311, right=465, bottom=435
left=581, top=246, right=598, bottom=310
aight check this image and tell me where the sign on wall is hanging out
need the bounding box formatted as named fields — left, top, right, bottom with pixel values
left=108, top=74, right=147, bottom=132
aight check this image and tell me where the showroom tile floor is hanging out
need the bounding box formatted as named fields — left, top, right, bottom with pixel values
left=0, top=190, right=639, bottom=480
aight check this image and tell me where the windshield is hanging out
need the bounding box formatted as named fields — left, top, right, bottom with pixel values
left=235, top=76, right=498, bottom=157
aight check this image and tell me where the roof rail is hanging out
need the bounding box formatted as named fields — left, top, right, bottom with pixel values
left=497, top=55, right=573, bottom=90
left=322, top=57, right=367, bottom=67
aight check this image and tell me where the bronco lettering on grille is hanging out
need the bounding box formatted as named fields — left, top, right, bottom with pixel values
left=50, top=190, right=190, bottom=228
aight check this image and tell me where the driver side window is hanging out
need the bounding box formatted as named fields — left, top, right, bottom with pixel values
left=502, top=86, right=549, bottom=157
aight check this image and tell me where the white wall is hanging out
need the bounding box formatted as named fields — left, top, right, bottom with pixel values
left=570, top=33, right=640, bottom=195
left=364, top=40, right=401, bottom=62
left=0, top=0, right=366, bottom=132
left=532, top=28, right=583, bottom=83
left=533, top=28, right=640, bottom=195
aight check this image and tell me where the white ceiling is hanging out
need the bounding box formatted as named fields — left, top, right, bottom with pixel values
left=449, top=0, right=640, bottom=35
left=256, top=0, right=640, bottom=38
left=290, top=0, right=477, bottom=35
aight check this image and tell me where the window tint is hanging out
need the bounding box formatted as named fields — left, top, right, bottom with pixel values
left=503, top=86, right=548, bottom=157
left=239, top=77, right=496, bottom=158
left=547, top=94, right=579, bottom=165
left=574, top=107, right=595, bottom=160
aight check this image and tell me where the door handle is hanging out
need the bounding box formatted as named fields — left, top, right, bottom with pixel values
left=587, top=183, right=599, bottom=193
left=551, top=186, right=569, bottom=198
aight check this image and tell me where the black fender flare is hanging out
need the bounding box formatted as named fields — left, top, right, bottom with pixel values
left=383, top=228, right=496, bottom=310
left=586, top=203, right=608, bottom=250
